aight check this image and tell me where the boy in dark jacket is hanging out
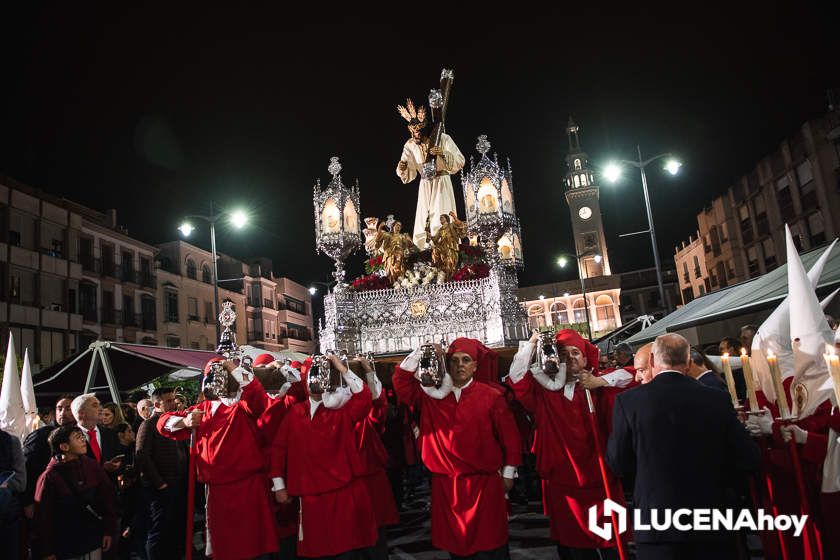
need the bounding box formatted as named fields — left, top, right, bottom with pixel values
left=34, top=425, right=117, bottom=560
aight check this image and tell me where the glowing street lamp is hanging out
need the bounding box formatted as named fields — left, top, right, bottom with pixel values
left=178, top=223, right=195, bottom=237
left=308, top=286, right=318, bottom=295
left=603, top=162, right=622, bottom=183
left=229, top=209, right=249, bottom=229
left=178, top=202, right=250, bottom=341
left=603, top=147, right=682, bottom=313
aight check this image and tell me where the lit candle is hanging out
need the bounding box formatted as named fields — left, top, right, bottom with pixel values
left=767, top=351, right=791, bottom=419
left=823, top=344, right=840, bottom=409
left=720, top=353, right=740, bottom=408
left=740, top=348, right=759, bottom=412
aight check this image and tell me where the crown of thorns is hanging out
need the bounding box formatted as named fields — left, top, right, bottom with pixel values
left=397, top=98, right=427, bottom=126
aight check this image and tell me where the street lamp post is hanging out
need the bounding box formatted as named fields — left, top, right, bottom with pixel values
left=179, top=201, right=248, bottom=343
left=604, top=147, right=681, bottom=314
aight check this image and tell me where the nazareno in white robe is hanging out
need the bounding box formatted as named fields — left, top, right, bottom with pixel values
left=396, top=132, right=465, bottom=249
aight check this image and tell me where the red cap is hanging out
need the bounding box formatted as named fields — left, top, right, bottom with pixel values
left=253, top=353, right=275, bottom=367
left=290, top=360, right=302, bottom=369
left=554, top=329, right=600, bottom=374
left=446, top=337, right=499, bottom=384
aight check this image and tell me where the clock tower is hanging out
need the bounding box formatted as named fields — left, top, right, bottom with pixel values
left=564, top=117, right=611, bottom=278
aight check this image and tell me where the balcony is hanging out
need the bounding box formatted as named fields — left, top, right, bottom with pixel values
left=247, top=297, right=261, bottom=307
left=188, top=314, right=200, bottom=322
left=137, top=271, right=156, bottom=289
left=101, top=259, right=118, bottom=279
left=80, top=255, right=96, bottom=272
left=247, top=329, right=265, bottom=340
left=122, top=267, right=136, bottom=284
left=123, top=310, right=138, bottom=327
left=102, top=308, right=120, bottom=326
left=263, top=298, right=274, bottom=309
left=81, top=308, right=98, bottom=323
left=137, top=313, right=157, bottom=331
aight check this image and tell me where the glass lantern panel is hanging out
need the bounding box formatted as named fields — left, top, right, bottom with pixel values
left=501, top=179, right=514, bottom=213
left=322, top=198, right=341, bottom=234
left=466, top=185, right=477, bottom=216
left=477, top=177, right=499, bottom=214
left=513, top=233, right=523, bottom=259
left=343, top=199, right=358, bottom=233
left=497, top=234, right=513, bottom=261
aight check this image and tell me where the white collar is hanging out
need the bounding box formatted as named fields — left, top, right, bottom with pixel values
left=697, top=370, right=712, bottom=380
left=309, top=397, right=322, bottom=418
left=452, top=378, right=474, bottom=402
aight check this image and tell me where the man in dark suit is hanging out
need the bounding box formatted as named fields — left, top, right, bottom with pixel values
left=688, top=348, right=728, bottom=392
left=70, top=393, right=124, bottom=472
left=607, top=334, right=761, bottom=560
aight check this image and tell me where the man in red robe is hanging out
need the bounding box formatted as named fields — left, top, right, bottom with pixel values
left=393, top=337, right=521, bottom=559
left=353, top=355, right=400, bottom=559
left=507, top=329, right=629, bottom=560
left=270, top=354, right=378, bottom=558
left=253, top=354, right=306, bottom=559
left=157, top=358, right=278, bottom=560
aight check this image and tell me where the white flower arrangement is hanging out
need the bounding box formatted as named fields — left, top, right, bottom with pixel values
left=394, top=262, right=447, bottom=289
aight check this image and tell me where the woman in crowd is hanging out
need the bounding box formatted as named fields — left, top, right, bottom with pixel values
left=99, top=402, right=126, bottom=430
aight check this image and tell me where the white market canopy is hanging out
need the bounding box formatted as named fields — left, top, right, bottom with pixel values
left=623, top=244, right=840, bottom=348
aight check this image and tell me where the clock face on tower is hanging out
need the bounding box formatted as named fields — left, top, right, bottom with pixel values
left=578, top=206, right=592, bottom=220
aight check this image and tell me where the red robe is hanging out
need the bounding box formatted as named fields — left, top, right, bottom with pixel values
left=258, top=384, right=307, bottom=540
left=753, top=378, right=832, bottom=560
left=393, top=369, right=522, bottom=556
left=270, top=385, right=378, bottom=557
left=508, top=372, right=624, bottom=548
left=158, top=380, right=278, bottom=560
left=356, top=392, right=400, bottom=528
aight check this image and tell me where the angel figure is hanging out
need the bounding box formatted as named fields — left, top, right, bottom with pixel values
left=375, top=220, right=415, bottom=282
left=425, top=211, right=467, bottom=280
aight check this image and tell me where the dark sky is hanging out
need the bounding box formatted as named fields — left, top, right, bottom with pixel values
left=2, top=3, right=838, bottom=288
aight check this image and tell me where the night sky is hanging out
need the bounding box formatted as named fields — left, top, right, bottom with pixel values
left=2, top=4, right=838, bottom=289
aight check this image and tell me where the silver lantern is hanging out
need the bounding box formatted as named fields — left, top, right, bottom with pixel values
left=461, top=135, right=521, bottom=268
left=314, top=156, right=362, bottom=286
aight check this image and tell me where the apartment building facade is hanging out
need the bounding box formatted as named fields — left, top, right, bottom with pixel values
left=156, top=241, right=247, bottom=349
left=0, top=178, right=85, bottom=366
left=674, top=109, right=840, bottom=304
left=219, top=256, right=315, bottom=354
left=674, top=232, right=712, bottom=304
left=69, top=204, right=159, bottom=349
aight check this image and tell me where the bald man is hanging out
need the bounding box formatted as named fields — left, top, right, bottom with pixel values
left=633, top=343, right=653, bottom=384
left=607, top=334, right=760, bottom=559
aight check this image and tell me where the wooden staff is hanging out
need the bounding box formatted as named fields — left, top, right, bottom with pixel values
left=184, top=429, right=197, bottom=560
left=584, top=388, right=628, bottom=560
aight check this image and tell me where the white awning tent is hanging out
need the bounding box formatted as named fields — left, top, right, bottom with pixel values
left=32, top=342, right=310, bottom=405
left=623, top=244, right=840, bottom=348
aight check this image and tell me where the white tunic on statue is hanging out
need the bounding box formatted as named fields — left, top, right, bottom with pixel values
left=396, top=132, right=465, bottom=249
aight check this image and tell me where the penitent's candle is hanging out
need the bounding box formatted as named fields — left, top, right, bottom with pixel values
left=823, top=344, right=840, bottom=409
left=767, top=351, right=791, bottom=418
left=720, top=353, right=740, bottom=408
left=740, top=348, right=759, bottom=412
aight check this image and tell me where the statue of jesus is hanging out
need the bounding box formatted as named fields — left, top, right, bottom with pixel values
left=395, top=99, right=465, bottom=249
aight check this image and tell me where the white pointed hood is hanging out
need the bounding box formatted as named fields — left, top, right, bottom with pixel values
left=0, top=333, right=25, bottom=439
left=20, top=349, right=40, bottom=437
left=751, top=235, right=836, bottom=403
left=787, top=229, right=834, bottom=418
